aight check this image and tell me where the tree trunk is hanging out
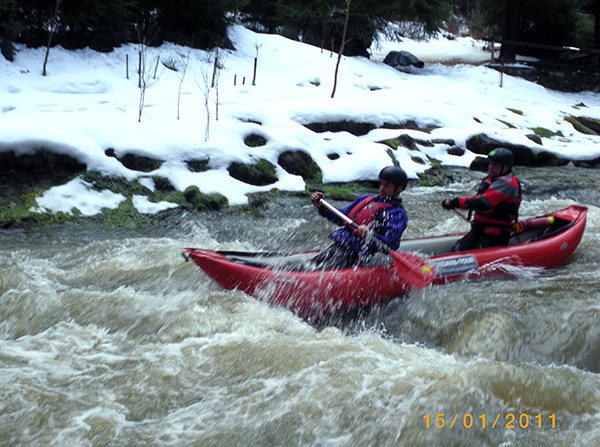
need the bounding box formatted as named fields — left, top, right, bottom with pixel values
left=43, top=0, right=62, bottom=76
left=331, top=0, right=351, bottom=99
left=500, top=0, right=519, bottom=61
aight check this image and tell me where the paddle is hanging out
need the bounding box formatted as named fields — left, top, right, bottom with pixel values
left=318, top=198, right=434, bottom=288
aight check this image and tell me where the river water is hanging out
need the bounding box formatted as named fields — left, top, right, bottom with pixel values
left=1, top=167, right=599, bottom=446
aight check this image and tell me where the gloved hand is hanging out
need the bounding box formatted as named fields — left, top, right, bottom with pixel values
left=511, top=220, right=524, bottom=233
left=442, top=198, right=460, bottom=210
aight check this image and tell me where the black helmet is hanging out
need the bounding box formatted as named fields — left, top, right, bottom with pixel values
left=379, top=166, right=408, bottom=189
left=488, top=148, right=514, bottom=167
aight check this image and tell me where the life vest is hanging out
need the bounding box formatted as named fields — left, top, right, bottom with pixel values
left=472, top=173, right=522, bottom=231
left=347, top=196, right=393, bottom=226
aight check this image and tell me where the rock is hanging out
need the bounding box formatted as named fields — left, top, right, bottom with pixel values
left=0, top=149, right=86, bottom=196
left=183, top=186, right=228, bottom=210
left=185, top=159, right=210, bottom=172
left=447, top=146, right=465, bottom=156
left=116, top=153, right=163, bottom=172
left=228, top=159, right=278, bottom=186
left=566, top=116, right=600, bottom=135
left=526, top=134, right=543, bottom=145
left=278, top=150, right=322, bottom=184
left=304, top=121, right=376, bottom=136
left=244, top=133, right=268, bottom=147
left=383, top=51, right=425, bottom=71
left=466, top=133, right=535, bottom=166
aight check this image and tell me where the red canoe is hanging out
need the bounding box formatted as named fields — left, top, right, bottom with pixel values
left=183, top=205, right=587, bottom=317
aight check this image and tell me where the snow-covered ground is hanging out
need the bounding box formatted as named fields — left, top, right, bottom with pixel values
left=1, top=25, right=600, bottom=215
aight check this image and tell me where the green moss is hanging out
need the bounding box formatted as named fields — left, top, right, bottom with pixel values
left=80, top=171, right=145, bottom=195
left=228, top=159, right=278, bottom=186
left=0, top=189, right=73, bottom=229
left=565, top=116, right=595, bottom=135
left=507, top=108, right=524, bottom=116
left=151, top=176, right=176, bottom=192
left=530, top=127, right=561, bottom=138
left=244, top=133, right=268, bottom=147
left=318, top=182, right=378, bottom=201
left=278, top=150, right=322, bottom=186
left=183, top=186, right=228, bottom=211
left=497, top=119, right=516, bottom=129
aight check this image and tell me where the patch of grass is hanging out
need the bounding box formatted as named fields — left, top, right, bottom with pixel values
left=507, top=108, right=524, bottom=116
left=0, top=188, right=73, bottom=228
left=530, top=127, right=562, bottom=138
left=497, top=119, right=516, bottom=129
left=317, top=182, right=378, bottom=201
left=565, top=116, right=594, bottom=135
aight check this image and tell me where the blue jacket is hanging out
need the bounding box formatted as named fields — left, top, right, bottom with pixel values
left=318, top=195, right=407, bottom=255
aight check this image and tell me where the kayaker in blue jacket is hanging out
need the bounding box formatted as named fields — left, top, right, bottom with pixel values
left=310, top=166, right=409, bottom=269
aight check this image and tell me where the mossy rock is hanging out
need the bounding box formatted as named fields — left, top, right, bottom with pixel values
left=228, top=159, right=278, bottom=186
left=432, top=138, right=456, bottom=146
left=416, top=166, right=454, bottom=187
left=566, top=116, right=600, bottom=135
left=244, top=133, right=268, bottom=147
left=0, top=149, right=86, bottom=196
left=529, top=127, right=562, bottom=139
left=381, top=134, right=417, bottom=151
left=304, top=121, right=376, bottom=136
left=497, top=119, right=516, bottom=129
left=381, top=120, right=439, bottom=133
left=116, top=153, right=163, bottom=172
left=469, top=156, right=489, bottom=172
left=507, top=108, right=524, bottom=116
left=525, top=134, right=543, bottom=145
left=183, top=186, right=228, bottom=210
left=446, top=146, right=465, bottom=156
left=465, top=133, right=535, bottom=166
left=0, top=188, right=72, bottom=229
left=185, top=159, right=210, bottom=172
left=151, top=176, right=176, bottom=192
left=278, top=150, right=322, bottom=184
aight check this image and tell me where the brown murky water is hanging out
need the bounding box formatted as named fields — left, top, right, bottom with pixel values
left=1, top=167, right=599, bottom=446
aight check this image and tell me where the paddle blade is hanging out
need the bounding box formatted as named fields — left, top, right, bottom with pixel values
left=389, top=251, right=435, bottom=289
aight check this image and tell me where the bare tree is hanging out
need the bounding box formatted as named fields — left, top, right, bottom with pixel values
left=211, top=48, right=226, bottom=121
left=197, top=48, right=227, bottom=140
left=197, top=58, right=212, bottom=141
left=43, top=0, right=62, bottom=76
left=252, top=43, right=262, bottom=86
left=162, top=48, right=192, bottom=120
left=136, top=22, right=159, bottom=122
left=331, top=0, right=351, bottom=99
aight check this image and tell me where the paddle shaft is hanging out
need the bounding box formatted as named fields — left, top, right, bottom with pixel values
left=453, top=208, right=470, bottom=223
left=318, top=198, right=434, bottom=287
left=318, top=198, right=390, bottom=253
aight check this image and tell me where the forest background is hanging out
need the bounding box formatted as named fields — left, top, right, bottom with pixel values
left=0, top=0, right=597, bottom=64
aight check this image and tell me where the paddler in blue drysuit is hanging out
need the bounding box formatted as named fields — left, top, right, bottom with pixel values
left=310, top=166, right=409, bottom=269
left=442, top=148, right=522, bottom=251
